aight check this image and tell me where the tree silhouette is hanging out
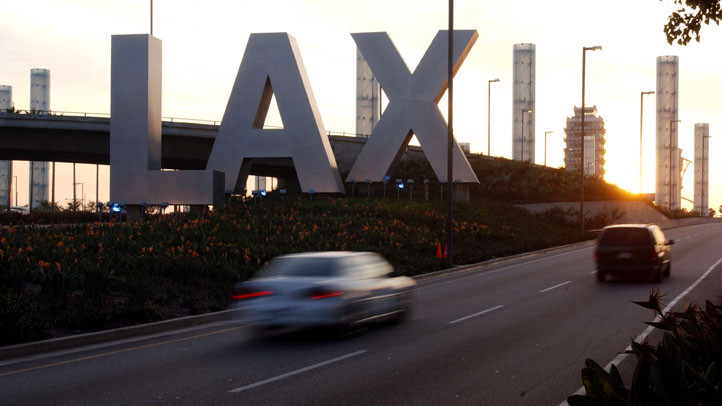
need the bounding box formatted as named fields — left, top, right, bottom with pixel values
left=662, top=0, right=722, bottom=45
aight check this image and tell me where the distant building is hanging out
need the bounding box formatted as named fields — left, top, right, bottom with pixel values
left=356, top=49, right=381, bottom=137
left=459, top=142, right=471, bottom=154
left=564, top=106, right=606, bottom=178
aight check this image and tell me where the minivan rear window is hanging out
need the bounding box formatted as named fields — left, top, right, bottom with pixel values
left=599, top=228, right=652, bottom=246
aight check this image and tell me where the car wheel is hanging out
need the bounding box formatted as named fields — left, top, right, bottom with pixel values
left=663, top=262, right=671, bottom=278
left=596, top=271, right=605, bottom=283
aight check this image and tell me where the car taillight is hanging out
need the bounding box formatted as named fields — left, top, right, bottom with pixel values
left=310, top=289, right=344, bottom=300
left=594, top=249, right=599, bottom=259
left=650, top=249, right=658, bottom=259
left=232, top=287, right=273, bottom=300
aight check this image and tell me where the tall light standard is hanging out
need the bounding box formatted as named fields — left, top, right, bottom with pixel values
left=544, top=130, right=553, bottom=166
left=580, top=45, right=602, bottom=238
left=520, top=109, right=531, bottom=161
left=446, top=0, right=454, bottom=266
left=13, top=175, right=17, bottom=207
left=73, top=162, right=76, bottom=212
left=488, top=78, right=500, bottom=156
left=669, top=119, right=681, bottom=210
left=639, top=91, right=654, bottom=194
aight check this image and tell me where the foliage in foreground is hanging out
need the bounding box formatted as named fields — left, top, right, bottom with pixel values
left=568, top=291, right=722, bottom=405
left=0, top=198, right=581, bottom=345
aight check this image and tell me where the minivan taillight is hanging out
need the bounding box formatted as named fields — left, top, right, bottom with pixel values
left=649, top=249, right=658, bottom=259
left=594, top=249, right=599, bottom=259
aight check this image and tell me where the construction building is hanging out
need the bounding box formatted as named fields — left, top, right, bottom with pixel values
left=564, top=106, right=606, bottom=178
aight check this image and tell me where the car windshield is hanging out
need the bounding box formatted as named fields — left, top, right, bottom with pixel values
left=599, top=228, right=652, bottom=246
left=261, top=257, right=339, bottom=277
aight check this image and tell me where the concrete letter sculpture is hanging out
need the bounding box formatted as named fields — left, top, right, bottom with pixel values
left=206, top=33, right=344, bottom=194
left=110, top=34, right=224, bottom=207
left=346, top=31, right=479, bottom=184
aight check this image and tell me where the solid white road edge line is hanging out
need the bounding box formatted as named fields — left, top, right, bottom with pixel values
left=539, top=281, right=572, bottom=293
left=228, top=350, right=368, bottom=393
left=559, top=254, right=722, bottom=405
left=449, top=305, right=505, bottom=324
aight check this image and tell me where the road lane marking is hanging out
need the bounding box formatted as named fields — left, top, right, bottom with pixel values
left=561, top=254, right=722, bottom=405
left=539, top=281, right=572, bottom=293
left=0, top=325, right=247, bottom=378
left=228, top=350, right=367, bottom=393
left=449, top=305, right=504, bottom=324
left=420, top=247, right=593, bottom=291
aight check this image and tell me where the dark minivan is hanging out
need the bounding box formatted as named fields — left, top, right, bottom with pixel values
left=595, top=224, right=674, bottom=283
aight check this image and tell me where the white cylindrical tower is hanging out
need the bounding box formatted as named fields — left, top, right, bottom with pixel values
left=0, top=85, right=12, bottom=110
left=0, top=85, right=11, bottom=208
left=694, top=123, right=709, bottom=215
left=512, top=43, right=535, bottom=162
left=356, top=49, right=381, bottom=137
left=30, top=68, right=50, bottom=113
left=30, top=69, right=51, bottom=208
left=655, top=56, right=679, bottom=210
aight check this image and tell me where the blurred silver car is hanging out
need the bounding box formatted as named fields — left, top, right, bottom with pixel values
left=231, top=252, right=416, bottom=330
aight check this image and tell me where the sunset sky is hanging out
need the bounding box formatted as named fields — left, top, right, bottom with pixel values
left=1, top=0, right=721, bottom=212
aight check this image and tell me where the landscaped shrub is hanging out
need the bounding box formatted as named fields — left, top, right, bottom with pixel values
left=568, top=291, right=722, bottom=405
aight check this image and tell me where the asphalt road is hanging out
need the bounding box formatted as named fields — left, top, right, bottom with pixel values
left=2, top=222, right=721, bottom=405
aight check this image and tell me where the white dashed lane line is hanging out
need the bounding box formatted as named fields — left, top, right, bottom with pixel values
left=449, top=305, right=505, bottom=325
left=539, top=281, right=572, bottom=293
left=228, top=350, right=368, bottom=393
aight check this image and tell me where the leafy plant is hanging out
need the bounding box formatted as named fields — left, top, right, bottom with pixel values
left=568, top=291, right=722, bottom=405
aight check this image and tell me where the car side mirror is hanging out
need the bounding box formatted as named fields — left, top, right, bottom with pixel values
left=665, top=239, right=675, bottom=246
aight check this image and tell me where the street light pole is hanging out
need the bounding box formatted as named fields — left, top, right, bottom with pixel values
left=13, top=175, right=17, bottom=207
left=580, top=45, right=602, bottom=238
left=73, top=162, right=76, bottom=212
left=669, top=119, right=681, bottom=210
left=544, top=131, right=553, bottom=166
left=640, top=91, right=654, bottom=194
left=446, top=0, right=454, bottom=266
left=521, top=109, right=531, bottom=161
left=488, top=78, right=499, bottom=156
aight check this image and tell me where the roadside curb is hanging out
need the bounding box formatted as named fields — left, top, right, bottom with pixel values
left=413, top=239, right=596, bottom=281
left=0, top=308, right=242, bottom=362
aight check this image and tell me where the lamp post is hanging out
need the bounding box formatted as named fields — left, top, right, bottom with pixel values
left=13, top=175, right=17, bottom=207
left=446, top=0, right=454, bottom=265
left=488, top=78, right=499, bottom=156
left=75, top=182, right=84, bottom=211
left=580, top=45, right=602, bottom=238
left=520, top=109, right=532, bottom=162
left=669, top=119, right=681, bottom=210
left=544, top=130, right=553, bottom=166
left=73, top=162, right=76, bottom=212
left=640, top=91, right=654, bottom=194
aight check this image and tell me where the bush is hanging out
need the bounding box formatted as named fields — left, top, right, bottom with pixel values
left=568, top=291, right=722, bottom=405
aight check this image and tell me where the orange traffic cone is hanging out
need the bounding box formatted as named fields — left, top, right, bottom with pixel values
left=435, top=243, right=443, bottom=259
left=443, top=244, right=448, bottom=258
